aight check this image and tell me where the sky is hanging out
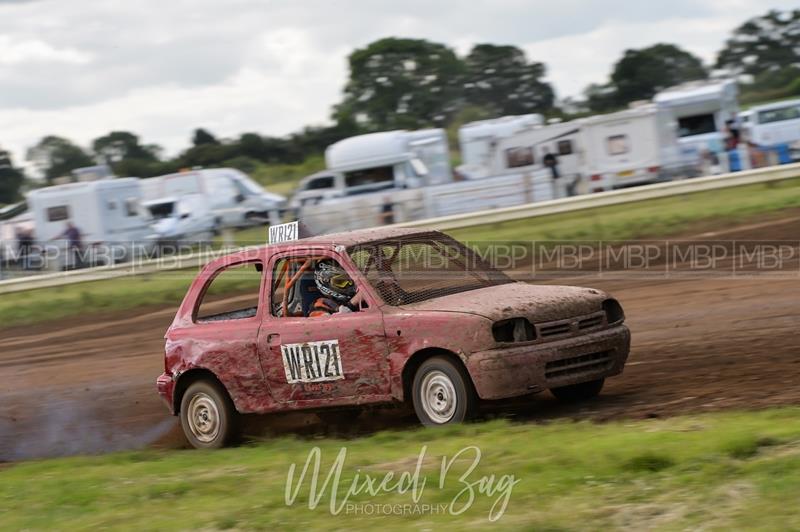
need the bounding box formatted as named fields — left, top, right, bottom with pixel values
left=0, top=0, right=797, bottom=170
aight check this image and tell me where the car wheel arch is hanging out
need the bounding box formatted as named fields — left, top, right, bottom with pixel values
left=172, top=368, right=234, bottom=415
left=400, top=347, right=473, bottom=403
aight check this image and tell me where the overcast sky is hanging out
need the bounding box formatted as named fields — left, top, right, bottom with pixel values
left=0, top=0, right=796, bottom=168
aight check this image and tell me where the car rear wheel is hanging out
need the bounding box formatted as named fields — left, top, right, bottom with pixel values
left=180, top=380, right=239, bottom=449
left=550, top=378, right=604, bottom=402
left=412, top=356, right=476, bottom=426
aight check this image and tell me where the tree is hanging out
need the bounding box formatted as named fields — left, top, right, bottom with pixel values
left=334, top=37, right=465, bottom=130
left=610, top=44, right=707, bottom=105
left=92, top=131, right=159, bottom=165
left=463, top=44, right=554, bottom=116
left=0, top=148, right=24, bottom=204
left=26, top=136, right=94, bottom=182
left=192, top=128, right=219, bottom=146
left=716, top=9, right=800, bottom=78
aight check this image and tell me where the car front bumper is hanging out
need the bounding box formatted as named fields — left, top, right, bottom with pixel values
left=466, top=325, right=631, bottom=400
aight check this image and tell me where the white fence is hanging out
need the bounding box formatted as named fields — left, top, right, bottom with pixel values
left=1, top=162, right=798, bottom=295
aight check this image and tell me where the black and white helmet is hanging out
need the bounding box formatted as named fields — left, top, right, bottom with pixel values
left=314, top=260, right=356, bottom=303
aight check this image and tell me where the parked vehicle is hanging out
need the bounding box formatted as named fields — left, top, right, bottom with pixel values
left=741, top=99, right=800, bottom=160
left=654, top=79, right=738, bottom=160
left=458, top=114, right=544, bottom=172
left=580, top=104, right=689, bottom=190
left=142, top=194, right=217, bottom=245
left=290, top=129, right=451, bottom=210
left=157, top=226, right=630, bottom=448
left=26, top=178, right=156, bottom=269
left=142, top=168, right=285, bottom=232
left=290, top=128, right=555, bottom=234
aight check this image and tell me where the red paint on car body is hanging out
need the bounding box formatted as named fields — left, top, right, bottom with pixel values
left=157, top=227, right=630, bottom=416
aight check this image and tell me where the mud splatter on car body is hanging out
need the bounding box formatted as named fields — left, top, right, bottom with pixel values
left=157, top=228, right=630, bottom=416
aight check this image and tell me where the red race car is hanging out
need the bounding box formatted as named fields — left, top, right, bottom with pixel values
left=157, top=227, right=630, bottom=448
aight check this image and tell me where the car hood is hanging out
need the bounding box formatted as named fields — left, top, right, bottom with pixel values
left=400, top=282, right=607, bottom=322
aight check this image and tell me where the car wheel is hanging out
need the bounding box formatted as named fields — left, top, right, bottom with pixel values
left=412, top=356, right=476, bottom=426
left=550, top=378, right=604, bottom=402
left=180, top=380, right=239, bottom=449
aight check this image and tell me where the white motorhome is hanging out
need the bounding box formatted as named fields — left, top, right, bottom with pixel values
left=473, top=119, right=583, bottom=187
left=743, top=99, right=800, bottom=160
left=26, top=178, right=155, bottom=268
left=289, top=129, right=451, bottom=210
left=291, top=129, right=553, bottom=234
left=458, top=114, right=544, bottom=172
left=654, top=79, right=738, bottom=160
left=580, top=104, right=688, bottom=190
left=142, top=168, right=285, bottom=232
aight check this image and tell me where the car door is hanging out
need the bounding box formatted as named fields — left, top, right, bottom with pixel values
left=179, top=259, right=271, bottom=412
left=257, top=249, right=392, bottom=407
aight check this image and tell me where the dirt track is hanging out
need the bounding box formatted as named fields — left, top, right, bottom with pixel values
left=1, top=216, right=798, bottom=461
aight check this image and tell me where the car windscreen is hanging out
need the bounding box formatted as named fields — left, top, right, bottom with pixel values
left=348, top=233, right=513, bottom=306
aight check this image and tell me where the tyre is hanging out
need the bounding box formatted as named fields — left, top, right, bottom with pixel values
left=550, top=378, right=604, bottom=402
left=179, top=380, right=239, bottom=449
left=412, top=356, right=476, bottom=426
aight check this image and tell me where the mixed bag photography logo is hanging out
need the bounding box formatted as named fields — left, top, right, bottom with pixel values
left=285, top=445, right=520, bottom=521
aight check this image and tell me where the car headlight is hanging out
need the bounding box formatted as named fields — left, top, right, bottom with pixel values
left=602, top=298, right=625, bottom=325
left=492, top=317, right=536, bottom=343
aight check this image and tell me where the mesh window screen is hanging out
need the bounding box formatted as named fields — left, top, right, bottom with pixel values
left=349, top=232, right=512, bottom=306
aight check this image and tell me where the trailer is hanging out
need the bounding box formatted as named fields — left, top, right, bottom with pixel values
left=26, top=178, right=156, bottom=269
left=743, top=98, right=800, bottom=160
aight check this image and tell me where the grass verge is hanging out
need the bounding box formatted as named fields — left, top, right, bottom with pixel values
left=1, top=408, right=799, bottom=530
left=1, top=178, right=799, bottom=328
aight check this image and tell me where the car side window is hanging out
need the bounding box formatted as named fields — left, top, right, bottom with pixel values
left=271, top=256, right=364, bottom=318
left=195, top=262, right=263, bottom=322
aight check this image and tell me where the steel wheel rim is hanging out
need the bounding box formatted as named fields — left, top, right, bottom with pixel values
left=187, top=392, right=221, bottom=443
left=420, top=370, right=457, bottom=424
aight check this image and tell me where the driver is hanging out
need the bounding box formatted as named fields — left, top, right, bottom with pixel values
left=308, top=259, right=360, bottom=317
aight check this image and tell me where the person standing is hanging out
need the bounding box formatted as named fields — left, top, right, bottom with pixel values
left=543, top=148, right=565, bottom=199
left=54, top=221, right=83, bottom=269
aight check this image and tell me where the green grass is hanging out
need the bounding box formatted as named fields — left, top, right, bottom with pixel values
left=2, top=408, right=800, bottom=530
left=2, top=178, right=799, bottom=329
left=250, top=155, right=325, bottom=196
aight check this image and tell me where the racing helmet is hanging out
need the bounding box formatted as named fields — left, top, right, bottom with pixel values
left=314, top=259, right=356, bottom=303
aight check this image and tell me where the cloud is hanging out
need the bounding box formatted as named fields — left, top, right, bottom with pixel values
left=0, top=0, right=797, bottom=170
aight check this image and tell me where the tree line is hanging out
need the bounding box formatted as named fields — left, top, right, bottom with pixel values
left=1, top=7, right=799, bottom=204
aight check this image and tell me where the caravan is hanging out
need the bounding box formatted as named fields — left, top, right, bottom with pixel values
left=654, top=79, right=738, bottom=163
left=26, top=178, right=155, bottom=269
left=580, top=104, right=688, bottom=190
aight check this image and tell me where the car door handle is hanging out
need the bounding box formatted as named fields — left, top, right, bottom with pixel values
left=266, top=333, right=281, bottom=346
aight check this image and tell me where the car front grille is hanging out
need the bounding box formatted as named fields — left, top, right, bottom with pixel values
left=545, top=351, right=612, bottom=379
left=536, top=311, right=607, bottom=339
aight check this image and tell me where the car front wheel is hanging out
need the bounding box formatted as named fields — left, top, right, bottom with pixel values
left=180, top=380, right=239, bottom=449
left=412, top=356, right=476, bottom=426
left=550, top=378, right=605, bottom=402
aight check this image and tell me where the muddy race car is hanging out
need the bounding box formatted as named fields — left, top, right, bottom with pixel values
left=157, top=227, right=630, bottom=448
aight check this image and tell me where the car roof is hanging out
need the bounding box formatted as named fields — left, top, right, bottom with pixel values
left=209, top=226, right=444, bottom=268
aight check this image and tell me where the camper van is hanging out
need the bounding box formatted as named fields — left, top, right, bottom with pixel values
left=472, top=119, right=583, bottom=187
left=743, top=99, right=800, bottom=160
left=580, top=104, right=688, bottom=190
left=458, top=114, right=544, bottom=173
left=141, top=168, right=285, bottom=233
left=655, top=79, right=738, bottom=162
left=26, top=178, right=155, bottom=269
left=291, top=128, right=552, bottom=234
left=289, top=129, right=451, bottom=210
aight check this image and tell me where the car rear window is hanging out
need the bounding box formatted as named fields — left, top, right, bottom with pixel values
left=348, top=233, right=512, bottom=306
